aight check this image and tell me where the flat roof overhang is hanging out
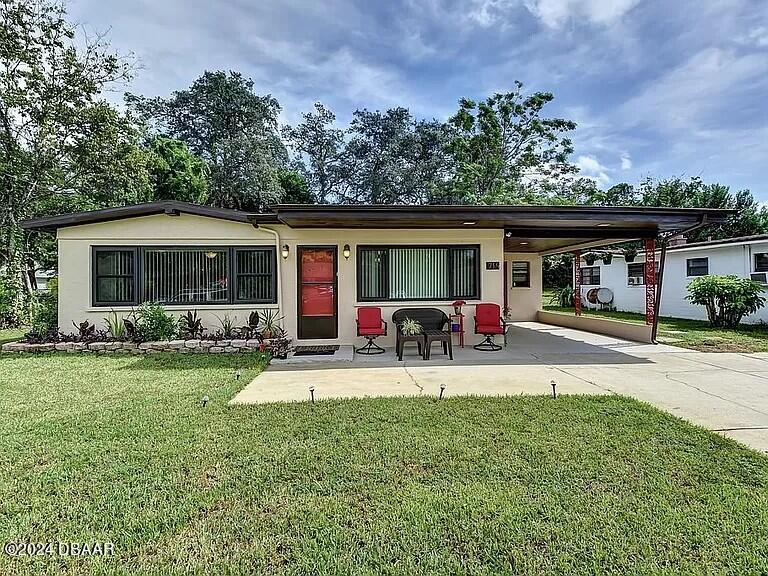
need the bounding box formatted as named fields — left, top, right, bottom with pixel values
left=22, top=202, right=733, bottom=255
left=20, top=201, right=279, bottom=232
left=270, top=204, right=734, bottom=254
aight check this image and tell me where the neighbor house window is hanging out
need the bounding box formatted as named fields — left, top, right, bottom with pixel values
left=686, top=257, right=709, bottom=277
left=755, top=253, right=768, bottom=272
left=580, top=266, right=600, bottom=285
left=93, top=248, right=137, bottom=305
left=627, top=263, right=645, bottom=284
left=357, top=245, right=480, bottom=301
left=627, top=262, right=659, bottom=285
left=512, top=261, right=531, bottom=288
left=91, top=246, right=276, bottom=306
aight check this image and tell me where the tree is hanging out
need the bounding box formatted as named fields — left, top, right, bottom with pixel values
left=687, top=275, right=766, bottom=327
left=127, top=71, right=286, bottom=211
left=446, top=83, right=577, bottom=204
left=341, top=108, right=453, bottom=204
left=278, top=169, right=314, bottom=204
left=282, top=102, right=346, bottom=204
left=0, top=0, right=149, bottom=321
left=145, top=137, right=209, bottom=203
left=639, top=177, right=768, bottom=241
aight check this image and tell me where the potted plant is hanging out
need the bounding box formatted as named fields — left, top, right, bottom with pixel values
left=583, top=252, right=597, bottom=266
left=452, top=300, right=466, bottom=315
left=399, top=317, right=423, bottom=336
left=601, top=253, right=613, bottom=265
left=622, top=246, right=638, bottom=263
left=259, top=309, right=283, bottom=339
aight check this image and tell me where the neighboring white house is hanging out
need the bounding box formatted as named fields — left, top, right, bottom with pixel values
left=578, top=234, right=768, bottom=324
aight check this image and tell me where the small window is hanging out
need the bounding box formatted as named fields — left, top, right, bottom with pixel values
left=580, top=266, right=600, bottom=285
left=93, top=248, right=136, bottom=305
left=755, top=253, right=768, bottom=272
left=627, top=262, right=645, bottom=284
left=686, top=257, right=708, bottom=277
left=511, top=261, right=530, bottom=288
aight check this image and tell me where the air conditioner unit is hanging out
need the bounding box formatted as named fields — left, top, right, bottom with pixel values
left=628, top=276, right=643, bottom=285
left=750, top=272, right=768, bottom=284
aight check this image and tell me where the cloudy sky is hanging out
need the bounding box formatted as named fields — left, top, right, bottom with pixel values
left=68, top=0, right=768, bottom=198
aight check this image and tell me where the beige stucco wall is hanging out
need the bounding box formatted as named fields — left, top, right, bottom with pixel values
left=537, top=310, right=653, bottom=343
left=503, top=252, right=543, bottom=321
left=266, top=225, right=506, bottom=347
left=56, top=214, right=539, bottom=346
left=57, top=214, right=277, bottom=331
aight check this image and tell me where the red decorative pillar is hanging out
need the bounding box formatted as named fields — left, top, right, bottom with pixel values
left=574, top=250, right=582, bottom=316
left=644, top=238, right=656, bottom=325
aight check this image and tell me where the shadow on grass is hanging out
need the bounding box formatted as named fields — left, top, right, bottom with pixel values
left=119, top=352, right=271, bottom=371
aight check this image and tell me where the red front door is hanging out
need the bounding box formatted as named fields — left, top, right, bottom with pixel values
left=298, top=246, right=338, bottom=339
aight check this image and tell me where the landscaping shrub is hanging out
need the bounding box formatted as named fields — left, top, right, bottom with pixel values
left=30, top=290, right=58, bottom=334
left=258, top=309, right=284, bottom=339
left=686, top=275, right=766, bottom=327
left=214, top=313, right=237, bottom=339
left=136, top=302, right=179, bottom=341
left=0, top=277, right=15, bottom=328
left=550, top=286, right=575, bottom=308
left=179, top=310, right=205, bottom=339
left=104, top=310, right=127, bottom=340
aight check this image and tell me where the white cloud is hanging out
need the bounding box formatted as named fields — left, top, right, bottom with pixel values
left=524, top=0, right=641, bottom=29
left=467, top=0, right=517, bottom=27
left=576, top=154, right=611, bottom=184
left=620, top=48, right=768, bottom=132
left=736, top=26, right=768, bottom=48
left=620, top=152, right=632, bottom=170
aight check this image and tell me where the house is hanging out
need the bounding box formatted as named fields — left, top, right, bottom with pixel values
left=577, top=234, right=768, bottom=323
left=22, top=201, right=731, bottom=346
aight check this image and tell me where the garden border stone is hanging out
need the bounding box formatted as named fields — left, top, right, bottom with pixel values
left=1, top=338, right=288, bottom=355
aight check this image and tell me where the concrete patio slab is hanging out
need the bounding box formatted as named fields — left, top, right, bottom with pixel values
left=231, top=321, right=768, bottom=453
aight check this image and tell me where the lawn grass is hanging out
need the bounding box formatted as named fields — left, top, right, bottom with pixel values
left=0, top=328, right=25, bottom=346
left=542, top=289, right=768, bottom=353
left=541, top=302, right=768, bottom=353
left=1, top=353, right=768, bottom=574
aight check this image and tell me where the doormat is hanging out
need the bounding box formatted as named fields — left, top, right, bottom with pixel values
left=293, top=345, right=340, bottom=356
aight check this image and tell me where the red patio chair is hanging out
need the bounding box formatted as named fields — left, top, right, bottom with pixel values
left=356, top=306, right=387, bottom=354
left=473, top=303, right=504, bottom=351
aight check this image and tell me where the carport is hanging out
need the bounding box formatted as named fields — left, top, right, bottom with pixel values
left=272, top=204, right=734, bottom=343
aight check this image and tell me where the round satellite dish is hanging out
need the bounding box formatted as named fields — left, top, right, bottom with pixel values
left=586, top=288, right=599, bottom=304
left=596, top=287, right=614, bottom=304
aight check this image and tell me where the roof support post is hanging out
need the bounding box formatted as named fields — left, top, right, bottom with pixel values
left=644, top=238, right=656, bottom=325
left=574, top=250, right=582, bottom=316
left=651, top=239, right=668, bottom=342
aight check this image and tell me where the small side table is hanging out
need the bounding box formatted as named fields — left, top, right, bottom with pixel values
left=423, top=329, right=453, bottom=360
left=449, top=313, right=465, bottom=348
left=396, top=333, right=424, bottom=361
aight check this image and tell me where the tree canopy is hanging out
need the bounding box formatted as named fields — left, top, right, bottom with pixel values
left=126, top=70, right=286, bottom=211
left=0, top=0, right=150, bottom=317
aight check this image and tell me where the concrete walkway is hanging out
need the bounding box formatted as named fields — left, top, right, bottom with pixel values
left=231, top=322, right=768, bottom=453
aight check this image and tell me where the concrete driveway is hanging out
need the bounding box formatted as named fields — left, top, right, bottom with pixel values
left=231, top=322, right=768, bottom=453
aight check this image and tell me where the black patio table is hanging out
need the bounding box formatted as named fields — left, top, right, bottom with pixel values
left=392, top=307, right=452, bottom=361
left=423, top=328, right=453, bottom=360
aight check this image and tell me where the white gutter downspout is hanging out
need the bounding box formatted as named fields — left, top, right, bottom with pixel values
left=255, top=224, right=283, bottom=325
